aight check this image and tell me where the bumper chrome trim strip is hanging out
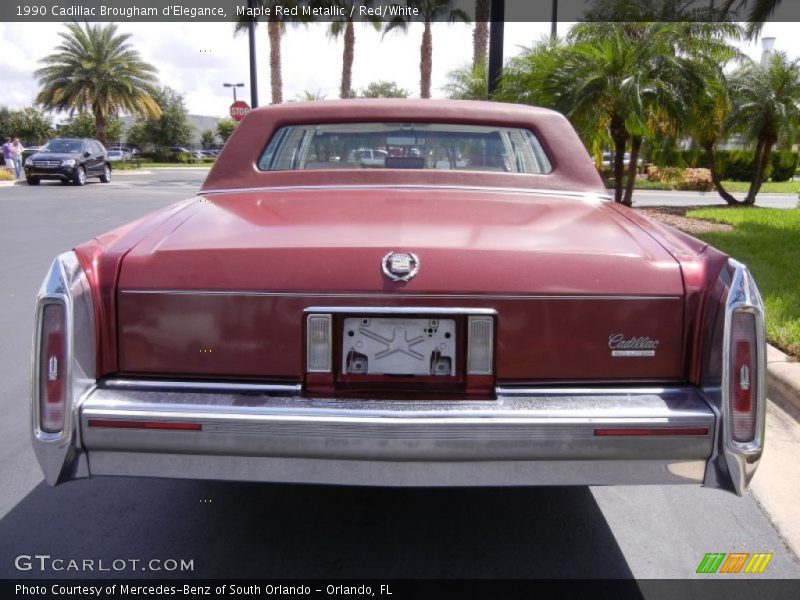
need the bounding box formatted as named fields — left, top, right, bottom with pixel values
left=101, top=379, right=302, bottom=394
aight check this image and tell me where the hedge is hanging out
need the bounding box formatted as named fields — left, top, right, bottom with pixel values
left=654, top=148, right=798, bottom=182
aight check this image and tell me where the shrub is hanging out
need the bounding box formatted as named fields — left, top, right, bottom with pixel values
left=645, top=166, right=713, bottom=191
left=152, top=148, right=172, bottom=163
left=770, top=151, right=798, bottom=182
left=674, top=168, right=714, bottom=191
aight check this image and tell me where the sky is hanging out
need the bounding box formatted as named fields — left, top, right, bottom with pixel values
left=0, top=19, right=795, bottom=121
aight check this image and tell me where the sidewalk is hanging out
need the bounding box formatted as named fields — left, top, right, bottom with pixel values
left=749, top=345, right=800, bottom=558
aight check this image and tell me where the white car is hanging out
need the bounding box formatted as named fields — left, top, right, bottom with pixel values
left=107, top=150, right=131, bottom=162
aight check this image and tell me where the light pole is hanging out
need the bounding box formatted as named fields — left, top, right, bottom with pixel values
left=223, top=82, right=245, bottom=102
left=487, top=0, right=505, bottom=96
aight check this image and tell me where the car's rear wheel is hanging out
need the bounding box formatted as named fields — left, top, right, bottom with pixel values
left=100, top=163, right=111, bottom=183
left=74, top=166, right=86, bottom=186
left=26, top=177, right=40, bottom=186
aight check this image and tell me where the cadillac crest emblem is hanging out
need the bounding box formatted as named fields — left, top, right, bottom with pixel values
left=382, top=251, right=420, bottom=282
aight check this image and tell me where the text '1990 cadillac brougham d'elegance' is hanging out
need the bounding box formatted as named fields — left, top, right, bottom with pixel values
left=31, top=100, right=766, bottom=495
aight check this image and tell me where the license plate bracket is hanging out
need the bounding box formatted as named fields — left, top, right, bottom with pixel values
left=342, top=317, right=457, bottom=376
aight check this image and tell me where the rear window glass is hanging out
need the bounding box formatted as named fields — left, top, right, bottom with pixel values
left=257, top=122, right=552, bottom=174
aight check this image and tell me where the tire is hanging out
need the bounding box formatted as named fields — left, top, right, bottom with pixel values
left=26, top=177, right=40, bottom=186
left=99, top=163, right=111, bottom=183
left=74, top=166, right=86, bottom=186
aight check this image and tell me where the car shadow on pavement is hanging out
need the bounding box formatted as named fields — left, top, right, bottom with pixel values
left=0, top=478, right=634, bottom=579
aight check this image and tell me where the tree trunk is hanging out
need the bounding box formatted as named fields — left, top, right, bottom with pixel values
left=420, top=21, right=433, bottom=99
left=622, top=135, right=642, bottom=207
left=472, top=0, right=490, bottom=68
left=340, top=20, right=355, bottom=99
left=94, top=109, right=107, bottom=146
left=609, top=114, right=628, bottom=204
left=703, top=141, right=743, bottom=205
left=746, top=138, right=773, bottom=205
left=268, top=18, right=282, bottom=104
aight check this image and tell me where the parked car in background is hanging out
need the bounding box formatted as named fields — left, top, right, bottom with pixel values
left=346, top=148, right=389, bottom=167
left=601, top=152, right=645, bottom=169
left=107, top=149, right=132, bottom=162
left=24, top=137, right=110, bottom=186
left=30, top=100, right=765, bottom=497
left=21, top=146, right=41, bottom=162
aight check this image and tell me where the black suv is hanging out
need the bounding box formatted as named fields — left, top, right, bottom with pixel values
left=25, top=138, right=111, bottom=186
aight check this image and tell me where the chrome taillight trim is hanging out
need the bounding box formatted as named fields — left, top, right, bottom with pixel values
left=720, top=259, right=767, bottom=494
left=30, top=252, right=96, bottom=485
left=32, top=296, right=70, bottom=437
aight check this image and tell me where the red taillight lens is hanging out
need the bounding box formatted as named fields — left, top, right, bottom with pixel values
left=730, top=311, right=758, bottom=443
left=39, top=303, right=66, bottom=433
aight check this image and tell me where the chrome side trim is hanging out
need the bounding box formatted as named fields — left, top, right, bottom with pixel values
left=31, top=252, right=95, bottom=485
left=121, top=290, right=680, bottom=302
left=720, top=259, right=767, bottom=495
left=497, top=386, right=693, bottom=396
left=303, top=306, right=498, bottom=315
left=102, top=379, right=302, bottom=394
left=198, top=183, right=612, bottom=202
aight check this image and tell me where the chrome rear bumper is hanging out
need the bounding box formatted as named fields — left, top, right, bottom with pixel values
left=62, top=383, right=718, bottom=488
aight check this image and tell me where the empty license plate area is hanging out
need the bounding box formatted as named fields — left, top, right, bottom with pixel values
left=342, top=317, right=457, bottom=377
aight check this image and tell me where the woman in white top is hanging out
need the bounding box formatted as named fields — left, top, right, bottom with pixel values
left=11, top=138, right=24, bottom=180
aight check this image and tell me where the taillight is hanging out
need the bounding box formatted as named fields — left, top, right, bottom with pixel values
left=467, top=316, right=494, bottom=375
left=729, top=311, right=758, bottom=443
left=39, top=303, right=67, bottom=433
left=306, top=314, right=332, bottom=373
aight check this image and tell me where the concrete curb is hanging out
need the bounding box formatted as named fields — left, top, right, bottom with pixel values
left=767, top=344, right=800, bottom=417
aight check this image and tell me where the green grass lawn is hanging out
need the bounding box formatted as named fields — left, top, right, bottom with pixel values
left=629, top=179, right=800, bottom=193
left=718, top=180, right=800, bottom=194
left=686, top=207, right=800, bottom=356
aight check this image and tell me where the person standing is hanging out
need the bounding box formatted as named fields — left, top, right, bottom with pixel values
left=2, top=138, right=13, bottom=177
left=11, top=138, right=24, bottom=180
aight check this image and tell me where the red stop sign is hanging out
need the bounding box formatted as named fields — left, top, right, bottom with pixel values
left=229, top=100, right=251, bottom=122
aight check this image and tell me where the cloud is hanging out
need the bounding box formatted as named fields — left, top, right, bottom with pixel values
left=0, top=20, right=554, bottom=116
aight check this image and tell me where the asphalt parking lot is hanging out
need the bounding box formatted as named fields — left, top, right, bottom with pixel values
left=0, top=170, right=798, bottom=581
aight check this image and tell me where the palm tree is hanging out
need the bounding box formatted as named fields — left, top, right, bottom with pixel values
left=728, top=52, right=800, bottom=204
left=722, top=0, right=782, bottom=38
left=236, top=1, right=304, bottom=105
left=319, top=1, right=381, bottom=99
left=296, top=89, right=327, bottom=101
left=34, top=23, right=160, bottom=145
left=669, top=22, right=745, bottom=204
left=472, top=0, right=490, bottom=68
left=384, top=0, right=470, bottom=99
left=565, top=21, right=734, bottom=205
left=443, top=61, right=487, bottom=99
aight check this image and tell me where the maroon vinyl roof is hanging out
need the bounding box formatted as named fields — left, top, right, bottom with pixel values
left=201, top=99, right=606, bottom=194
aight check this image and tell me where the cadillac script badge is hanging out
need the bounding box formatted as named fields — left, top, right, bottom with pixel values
left=608, top=333, right=659, bottom=357
left=382, top=251, right=420, bottom=282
